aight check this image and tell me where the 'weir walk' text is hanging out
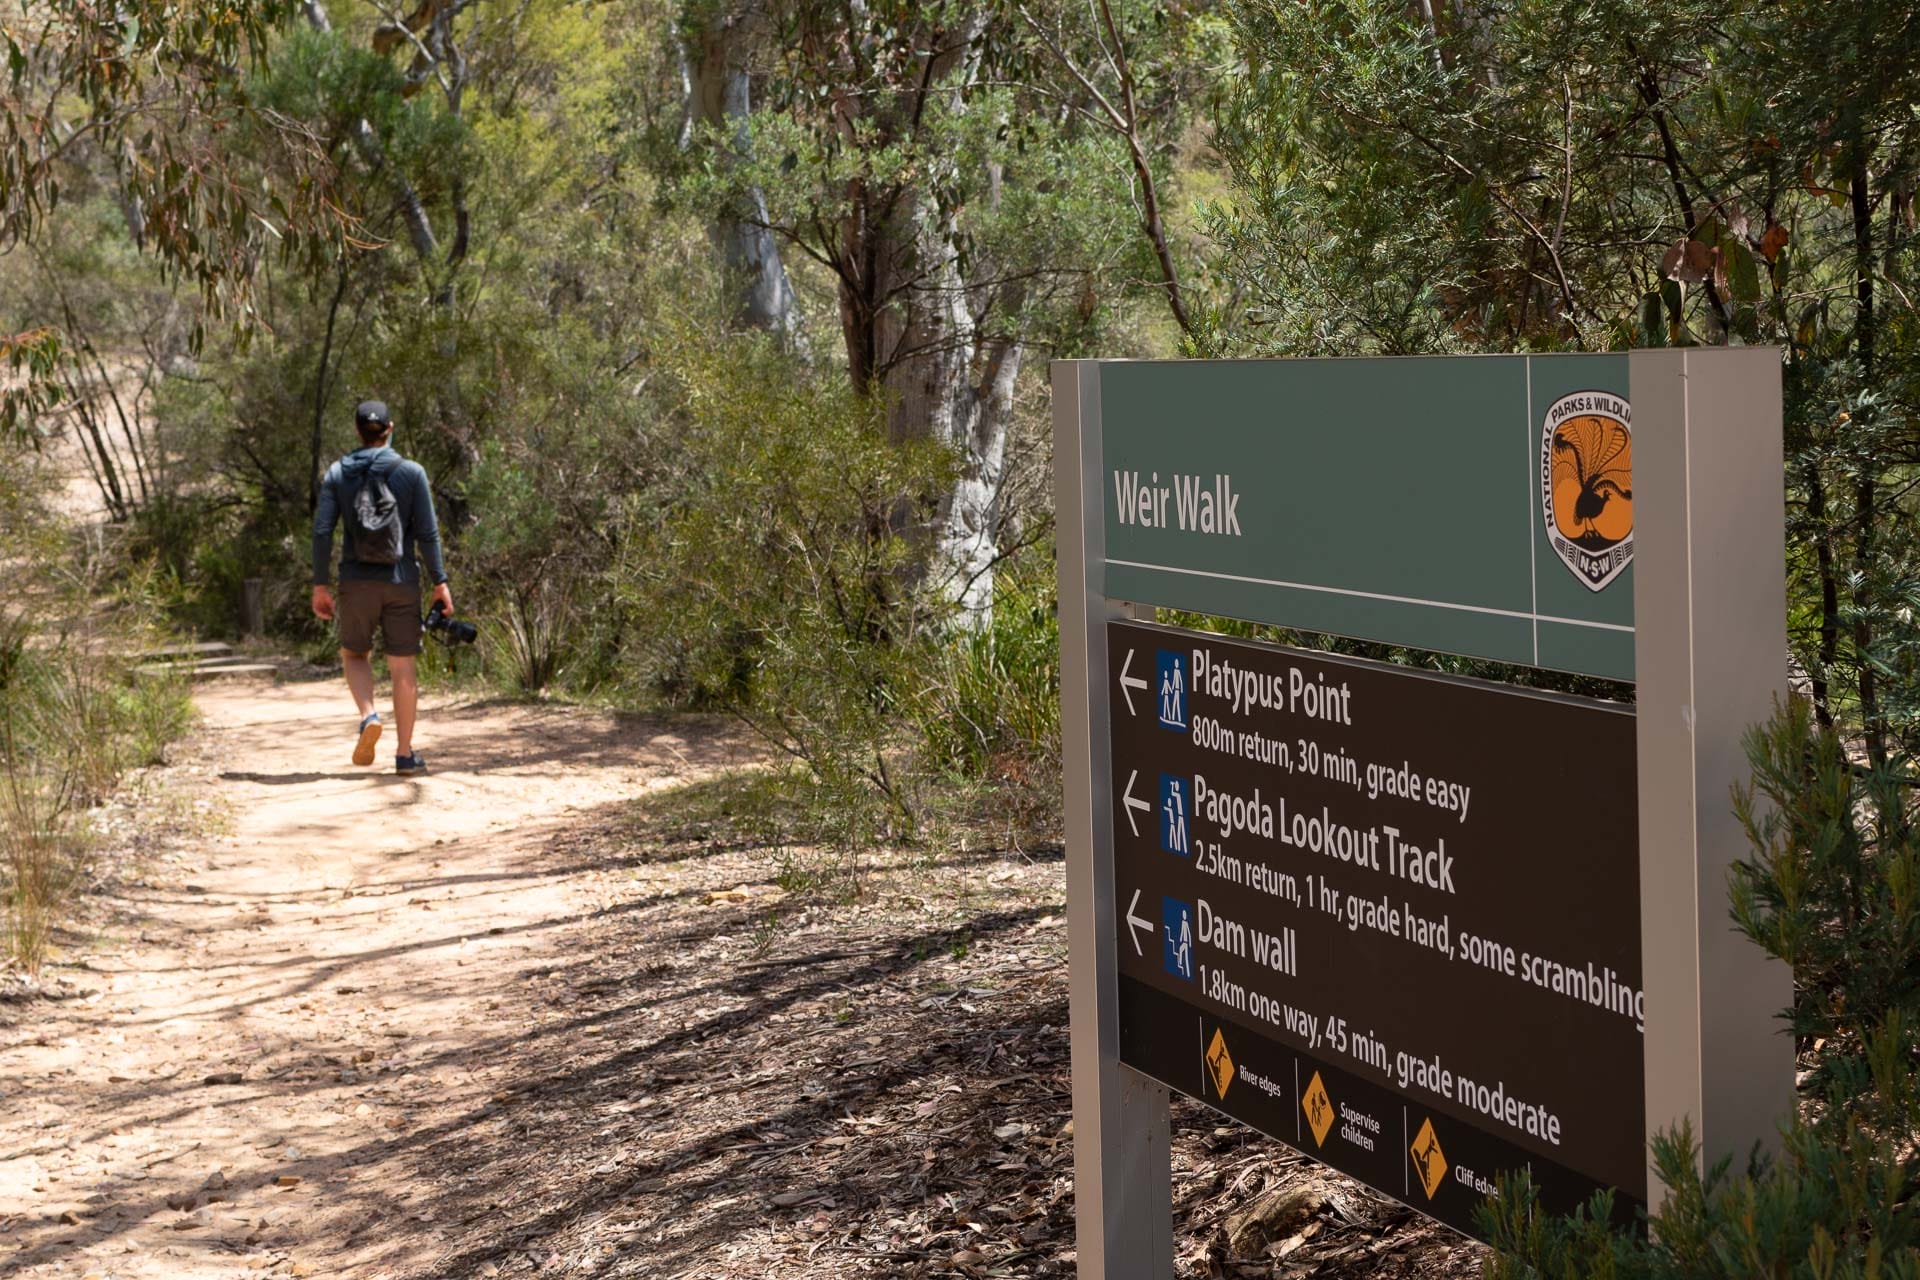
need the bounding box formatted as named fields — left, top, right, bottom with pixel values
left=1114, top=471, right=1244, bottom=537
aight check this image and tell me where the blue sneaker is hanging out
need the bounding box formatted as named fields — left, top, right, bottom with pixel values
left=395, top=753, right=428, bottom=776
left=352, top=713, right=382, bottom=766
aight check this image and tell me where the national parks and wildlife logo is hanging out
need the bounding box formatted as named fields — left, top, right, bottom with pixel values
left=1541, top=391, right=1633, bottom=591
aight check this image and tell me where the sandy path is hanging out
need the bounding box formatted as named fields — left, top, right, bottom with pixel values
left=0, top=675, right=748, bottom=1279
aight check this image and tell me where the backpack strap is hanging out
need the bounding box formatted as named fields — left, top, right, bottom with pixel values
left=342, top=450, right=401, bottom=502
left=360, top=451, right=406, bottom=525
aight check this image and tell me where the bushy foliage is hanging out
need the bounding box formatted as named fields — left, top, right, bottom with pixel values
left=1485, top=1110, right=1920, bottom=1280
left=614, top=325, right=955, bottom=838
left=1, top=0, right=350, bottom=439
left=906, top=560, right=1062, bottom=828
left=1211, top=0, right=1920, bottom=765
left=0, top=475, right=194, bottom=972
left=1732, top=699, right=1920, bottom=1096
left=606, top=321, right=1069, bottom=860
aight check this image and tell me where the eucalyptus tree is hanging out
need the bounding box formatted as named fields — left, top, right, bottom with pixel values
left=250, top=0, right=482, bottom=500
left=677, top=0, right=804, bottom=343
left=673, top=0, right=1214, bottom=622
left=1, top=0, right=348, bottom=436
left=289, top=0, right=474, bottom=310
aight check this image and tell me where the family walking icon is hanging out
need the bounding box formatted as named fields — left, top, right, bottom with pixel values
left=1157, top=650, right=1187, bottom=730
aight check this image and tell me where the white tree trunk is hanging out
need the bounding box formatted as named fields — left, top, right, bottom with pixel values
left=936, top=337, right=1020, bottom=624
left=684, top=4, right=803, bottom=344
left=830, top=8, right=1012, bottom=627
left=870, top=190, right=1017, bottom=627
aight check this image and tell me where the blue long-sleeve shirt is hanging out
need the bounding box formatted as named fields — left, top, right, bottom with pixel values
left=311, top=447, right=448, bottom=587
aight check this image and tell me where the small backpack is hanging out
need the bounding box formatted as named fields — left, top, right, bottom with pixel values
left=344, top=453, right=405, bottom=565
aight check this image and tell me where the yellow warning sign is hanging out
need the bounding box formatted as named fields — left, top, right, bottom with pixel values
left=1204, top=1029, right=1234, bottom=1098
left=1302, top=1072, right=1335, bottom=1148
left=1411, top=1118, right=1448, bottom=1199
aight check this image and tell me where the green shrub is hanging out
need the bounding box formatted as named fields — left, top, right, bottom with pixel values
left=1485, top=1105, right=1920, bottom=1279
left=909, top=558, right=1060, bottom=779
left=614, top=325, right=955, bottom=847
left=0, top=480, right=197, bottom=970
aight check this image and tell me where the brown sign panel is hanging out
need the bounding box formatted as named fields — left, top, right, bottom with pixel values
left=1107, top=620, right=1643, bottom=1237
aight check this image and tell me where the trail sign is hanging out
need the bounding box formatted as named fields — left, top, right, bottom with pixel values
left=1110, top=622, right=1641, bottom=1233
left=1056, top=351, right=1794, bottom=1276
left=1099, top=357, right=1637, bottom=680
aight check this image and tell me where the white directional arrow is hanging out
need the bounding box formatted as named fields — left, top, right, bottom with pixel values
left=1118, top=648, right=1148, bottom=716
left=1122, top=768, right=1153, bottom=837
left=1125, top=888, right=1154, bottom=957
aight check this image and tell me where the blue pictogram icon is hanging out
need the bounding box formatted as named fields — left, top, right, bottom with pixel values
left=1159, top=773, right=1190, bottom=856
left=1157, top=650, right=1187, bottom=730
left=1163, top=896, right=1195, bottom=981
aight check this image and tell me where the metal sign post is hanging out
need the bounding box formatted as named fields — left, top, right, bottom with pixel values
left=1628, top=349, right=1796, bottom=1193
left=1055, top=351, right=1792, bottom=1277
left=1058, top=361, right=1174, bottom=1278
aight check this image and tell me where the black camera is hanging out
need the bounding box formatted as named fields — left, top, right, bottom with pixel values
left=424, top=601, right=478, bottom=646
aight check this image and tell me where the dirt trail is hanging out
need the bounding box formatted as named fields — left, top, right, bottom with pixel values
left=0, top=674, right=749, bottom=1279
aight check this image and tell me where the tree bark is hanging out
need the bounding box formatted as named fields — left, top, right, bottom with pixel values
left=310, top=262, right=351, bottom=516
left=1848, top=147, right=1883, bottom=767
left=845, top=38, right=1014, bottom=622
left=868, top=189, right=1019, bottom=622
left=684, top=2, right=803, bottom=344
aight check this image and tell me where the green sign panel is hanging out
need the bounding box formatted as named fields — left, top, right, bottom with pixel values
left=1099, top=356, right=1635, bottom=679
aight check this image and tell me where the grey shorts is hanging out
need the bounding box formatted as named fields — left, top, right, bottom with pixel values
left=337, top=580, right=423, bottom=657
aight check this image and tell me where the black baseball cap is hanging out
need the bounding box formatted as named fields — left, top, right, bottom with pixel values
left=355, top=400, right=392, bottom=428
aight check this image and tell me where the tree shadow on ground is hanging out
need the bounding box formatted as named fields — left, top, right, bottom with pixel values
left=0, top=893, right=1059, bottom=1275
left=385, top=900, right=1075, bottom=1278
left=5, top=754, right=1480, bottom=1280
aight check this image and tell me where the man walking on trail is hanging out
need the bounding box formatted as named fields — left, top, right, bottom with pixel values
left=310, top=400, right=453, bottom=776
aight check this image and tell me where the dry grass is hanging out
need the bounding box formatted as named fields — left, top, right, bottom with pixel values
left=0, top=772, right=83, bottom=972
left=0, top=641, right=192, bottom=972
left=0, top=467, right=195, bottom=972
